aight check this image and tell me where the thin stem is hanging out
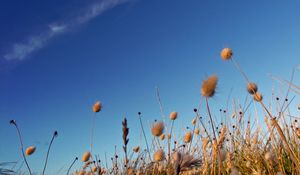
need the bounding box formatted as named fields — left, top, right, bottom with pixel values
left=205, top=98, right=216, bottom=139
left=138, top=113, right=152, bottom=161
left=90, top=113, right=96, bottom=154
left=66, top=157, right=78, bottom=175
left=42, top=131, right=57, bottom=175
left=10, top=121, right=32, bottom=175
left=168, top=120, right=174, bottom=162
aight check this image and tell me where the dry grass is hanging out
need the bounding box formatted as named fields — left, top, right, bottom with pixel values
left=6, top=48, right=300, bottom=175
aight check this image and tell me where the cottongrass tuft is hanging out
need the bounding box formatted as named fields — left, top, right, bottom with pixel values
left=220, top=48, right=233, bottom=60
left=82, top=152, right=91, bottom=162
left=247, top=82, right=258, bottom=94
left=25, top=146, right=36, bottom=156
left=170, top=112, right=178, bottom=120
left=151, top=121, right=165, bottom=137
left=201, top=75, right=218, bottom=98
left=93, top=101, right=102, bottom=113
left=153, top=149, right=165, bottom=162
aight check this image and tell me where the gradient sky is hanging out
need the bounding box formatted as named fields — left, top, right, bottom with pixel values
left=1, top=0, right=300, bottom=174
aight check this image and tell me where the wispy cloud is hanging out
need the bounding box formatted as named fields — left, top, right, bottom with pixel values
left=3, top=0, right=128, bottom=61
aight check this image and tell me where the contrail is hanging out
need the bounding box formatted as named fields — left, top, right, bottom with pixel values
left=3, top=0, right=129, bottom=61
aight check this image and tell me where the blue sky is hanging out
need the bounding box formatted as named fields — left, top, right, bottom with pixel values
left=0, top=0, right=300, bottom=174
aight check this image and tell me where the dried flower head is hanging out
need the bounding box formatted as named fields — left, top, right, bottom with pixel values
left=93, top=101, right=102, bottom=113
left=133, top=146, right=140, bottom=153
left=153, top=149, right=165, bottom=162
left=253, top=92, right=263, bottom=102
left=247, top=82, right=258, bottom=94
left=169, top=112, right=178, bottom=120
left=25, top=146, right=36, bottom=156
left=82, top=151, right=91, bottom=162
left=220, top=48, right=233, bottom=60
left=168, top=134, right=171, bottom=139
left=151, top=121, right=165, bottom=137
left=201, top=75, right=218, bottom=98
left=184, top=132, right=192, bottom=143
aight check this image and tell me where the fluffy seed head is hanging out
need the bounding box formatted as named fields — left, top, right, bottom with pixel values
left=201, top=75, right=218, bottom=98
left=82, top=151, right=91, bottom=162
left=220, top=48, right=233, bottom=60
left=184, top=132, right=192, bottom=143
left=153, top=149, right=165, bottom=162
left=253, top=92, right=263, bottom=102
left=93, top=101, right=102, bottom=113
left=25, top=146, right=36, bottom=156
left=169, top=112, right=178, bottom=120
left=151, top=121, right=165, bottom=137
left=247, top=82, right=258, bottom=94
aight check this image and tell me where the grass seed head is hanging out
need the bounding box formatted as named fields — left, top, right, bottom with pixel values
left=93, top=101, right=102, bottom=113
left=133, top=146, right=140, bottom=153
left=184, top=131, right=192, bottom=143
left=192, top=118, right=196, bottom=125
left=160, top=134, right=165, bottom=140
left=153, top=149, right=165, bottom=162
left=201, top=75, right=218, bottom=98
left=25, top=146, right=36, bottom=156
left=221, top=48, right=233, bottom=60
left=247, top=82, right=258, bottom=95
left=194, top=128, right=200, bottom=135
left=82, top=151, right=91, bottom=162
left=253, top=92, right=263, bottom=102
left=170, top=111, right=178, bottom=120
left=151, top=121, right=165, bottom=137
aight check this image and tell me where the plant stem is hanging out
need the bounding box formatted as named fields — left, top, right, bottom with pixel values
left=138, top=113, right=152, bottom=161
left=42, top=131, right=57, bottom=175
left=11, top=121, right=32, bottom=175
left=66, top=157, right=78, bottom=175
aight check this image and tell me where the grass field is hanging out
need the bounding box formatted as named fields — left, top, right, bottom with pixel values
left=3, top=48, right=300, bottom=175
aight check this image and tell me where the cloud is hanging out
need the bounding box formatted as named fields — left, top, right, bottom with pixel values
left=3, top=0, right=128, bottom=61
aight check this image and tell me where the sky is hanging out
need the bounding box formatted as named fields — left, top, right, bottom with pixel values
left=0, top=0, right=300, bottom=174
